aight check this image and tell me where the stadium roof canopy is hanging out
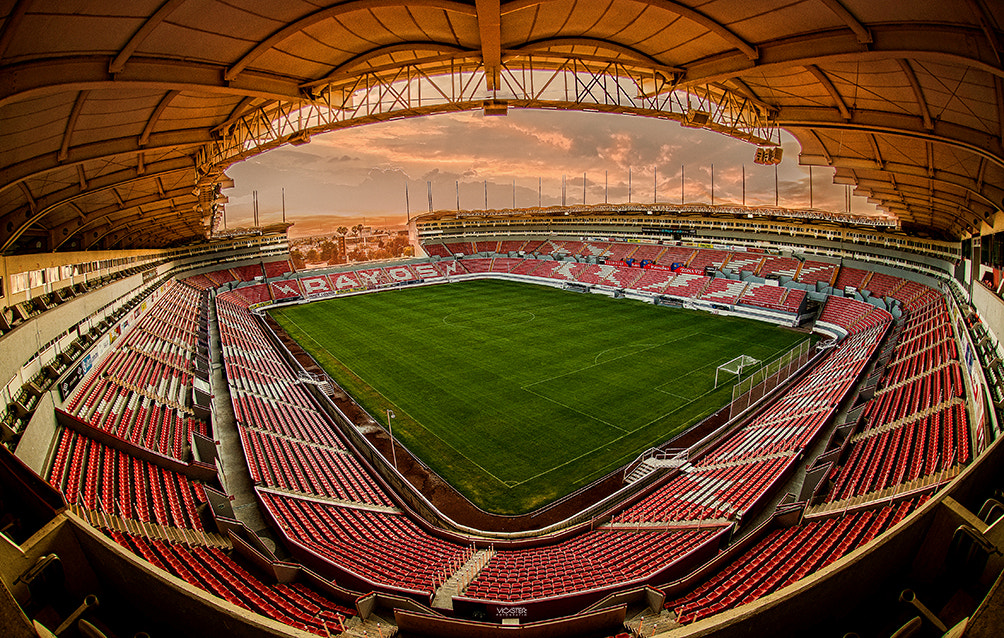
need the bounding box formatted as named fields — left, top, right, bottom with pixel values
left=1, top=0, right=1002, bottom=253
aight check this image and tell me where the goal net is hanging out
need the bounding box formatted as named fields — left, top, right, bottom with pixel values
left=715, top=354, right=760, bottom=387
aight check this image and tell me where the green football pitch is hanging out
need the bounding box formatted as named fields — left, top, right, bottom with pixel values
left=269, top=278, right=809, bottom=515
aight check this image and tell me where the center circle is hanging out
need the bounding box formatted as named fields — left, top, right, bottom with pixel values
left=442, top=308, right=535, bottom=329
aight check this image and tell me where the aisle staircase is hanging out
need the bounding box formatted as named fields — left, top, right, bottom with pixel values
left=432, top=548, right=496, bottom=610
left=625, top=448, right=689, bottom=484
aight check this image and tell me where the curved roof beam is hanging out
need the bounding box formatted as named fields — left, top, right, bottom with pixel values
left=804, top=65, right=850, bottom=120
left=4, top=159, right=193, bottom=233
left=224, top=0, right=478, bottom=82
left=88, top=216, right=193, bottom=250
left=778, top=108, right=1004, bottom=168
left=44, top=186, right=195, bottom=250
left=866, top=133, right=884, bottom=170
left=58, top=91, right=90, bottom=162
left=302, top=42, right=472, bottom=89
left=818, top=0, right=872, bottom=44
left=636, top=0, right=758, bottom=60
left=995, top=76, right=1004, bottom=144
left=108, top=0, right=189, bottom=74
left=0, top=0, right=28, bottom=60
left=215, top=96, right=261, bottom=135
left=0, top=56, right=304, bottom=108
left=2, top=128, right=208, bottom=192
left=878, top=200, right=968, bottom=226
left=964, top=0, right=1003, bottom=65
left=84, top=206, right=189, bottom=249
left=827, top=160, right=1004, bottom=211
left=684, top=24, right=1004, bottom=86
left=15, top=182, right=35, bottom=214
left=879, top=200, right=979, bottom=231
left=857, top=183, right=992, bottom=220
left=508, top=37, right=684, bottom=74
left=896, top=59, right=933, bottom=131
left=139, top=90, right=181, bottom=147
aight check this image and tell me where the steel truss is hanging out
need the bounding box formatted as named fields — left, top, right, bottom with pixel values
left=197, top=57, right=779, bottom=231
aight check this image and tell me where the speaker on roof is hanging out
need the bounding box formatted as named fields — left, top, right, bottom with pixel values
left=754, top=147, right=783, bottom=165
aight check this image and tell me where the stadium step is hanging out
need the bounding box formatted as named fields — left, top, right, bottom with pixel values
left=297, top=371, right=334, bottom=396
left=625, top=462, right=658, bottom=484
left=432, top=548, right=495, bottom=611
left=257, top=485, right=401, bottom=514
left=873, top=359, right=956, bottom=395
left=805, top=466, right=960, bottom=516
left=697, top=451, right=795, bottom=473
left=849, top=397, right=964, bottom=443
left=67, top=502, right=232, bottom=549
left=626, top=456, right=691, bottom=484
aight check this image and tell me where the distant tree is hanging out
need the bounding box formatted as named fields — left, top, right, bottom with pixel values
left=319, top=240, right=336, bottom=262
left=337, top=226, right=348, bottom=238
left=389, top=235, right=411, bottom=257
left=305, top=248, right=319, bottom=262
left=348, top=249, right=366, bottom=262
left=290, top=250, right=306, bottom=270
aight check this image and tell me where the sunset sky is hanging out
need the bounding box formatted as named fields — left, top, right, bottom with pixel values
left=223, top=108, right=879, bottom=238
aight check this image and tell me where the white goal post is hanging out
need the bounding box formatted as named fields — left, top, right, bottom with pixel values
left=715, top=354, right=760, bottom=387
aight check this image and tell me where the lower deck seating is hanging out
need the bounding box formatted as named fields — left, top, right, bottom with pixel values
left=796, top=260, right=836, bottom=286
left=818, top=296, right=881, bottom=331
left=699, top=278, right=748, bottom=304
left=444, top=241, right=475, bottom=255
left=629, top=268, right=677, bottom=293
left=490, top=257, right=522, bottom=273
left=498, top=240, right=527, bottom=253
left=860, top=367, right=963, bottom=428
left=688, top=249, right=730, bottom=271
left=604, top=242, right=640, bottom=261
left=666, top=497, right=927, bottom=624
left=261, top=492, right=464, bottom=595
left=739, top=282, right=786, bottom=310
left=232, top=389, right=343, bottom=448
left=48, top=429, right=207, bottom=530
left=616, top=456, right=795, bottom=524
left=758, top=256, right=801, bottom=279
left=835, top=266, right=870, bottom=290
left=865, top=272, right=903, bottom=298
left=459, top=258, right=493, bottom=274
left=617, top=322, right=886, bottom=524
left=654, top=246, right=694, bottom=265
left=183, top=274, right=216, bottom=291
left=782, top=289, right=806, bottom=313
left=826, top=404, right=969, bottom=503
left=233, top=264, right=265, bottom=281
left=263, top=259, right=294, bottom=278
left=664, top=273, right=709, bottom=298
left=233, top=283, right=271, bottom=305
left=464, top=527, right=719, bottom=602
left=63, top=281, right=205, bottom=461
left=241, top=428, right=392, bottom=506
left=422, top=243, right=451, bottom=258
left=108, top=531, right=352, bottom=636
left=724, top=253, right=764, bottom=273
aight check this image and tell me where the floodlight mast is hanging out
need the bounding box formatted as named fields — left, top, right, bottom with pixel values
left=387, top=408, right=398, bottom=470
